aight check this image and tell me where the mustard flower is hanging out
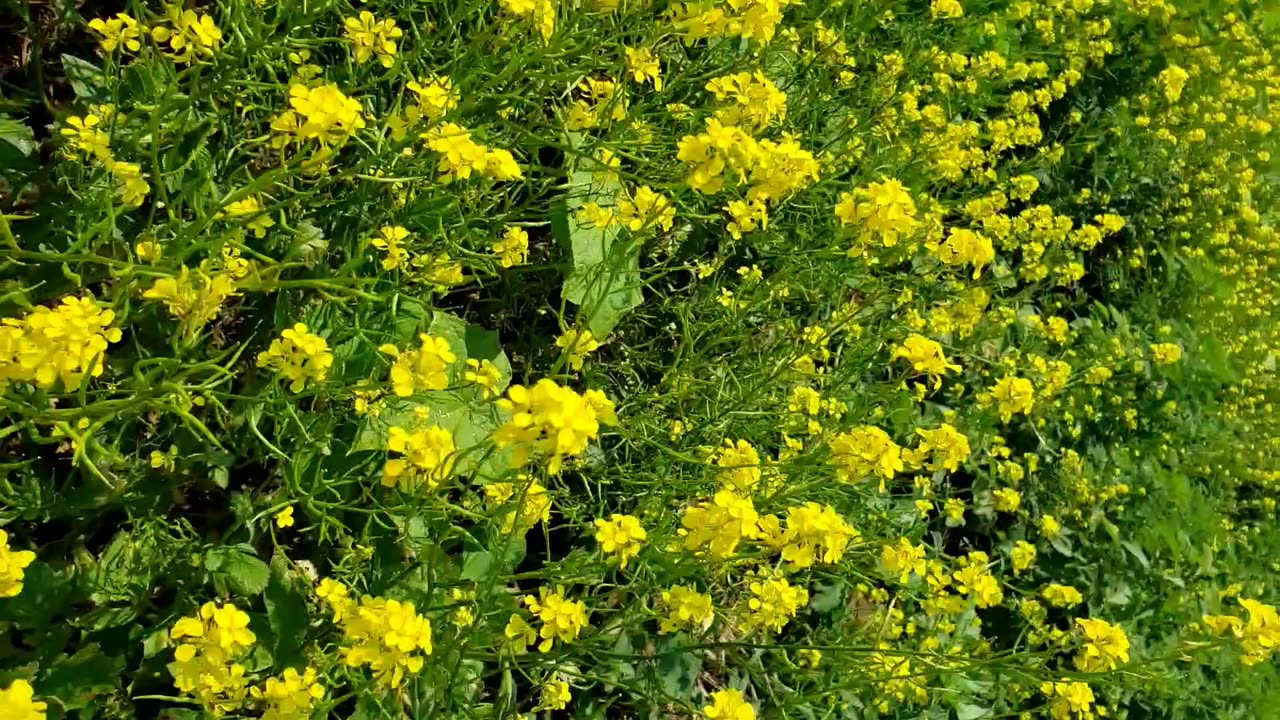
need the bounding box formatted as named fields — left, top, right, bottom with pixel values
left=0, top=530, right=36, bottom=598
left=703, top=688, right=755, bottom=720
left=715, top=438, right=762, bottom=493
left=743, top=575, right=808, bottom=634
left=381, top=426, right=456, bottom=492
left=555, top=328, right=600, bottom=371
left=880, top=538, right=927, bottom=583
left=151, top=7, right=223, bottom=63
left=343, top=11, right=403, bottom=67
left=1010, top=540, right=1036, bottom=575
left=1040, top=680, right=1095, bottom=720
left=936, top=228, right=995, bottom=278
left=537, top=679, right=572, bottom=711
left=1074, top=618, right=1130, bottom=672
left=914, top=424, right=971, bottom=472
left=1039, top=514, right=1062, bottom=538
left=1236, top=598, right=1280, bottom=665
left=828, top=426, right=904, bottom=489
left=624, top=47, right=662, bottom=90
left=252, top=667, right=325, bottom=720
left=1042, top=584, right=1084, bottom=608
left=274, top=506, right=295, bottom=529
left=379, top=334, right=456, bottom=397
left=484, top=477, right=552, bottom=533
left=990, top=376, right=1035, bottom=421
left=777, top=502, right=859, bottom=569
left=835, top=178, right=918, bottom=249
left=407, top=75, right=459, bottom=120
left=492, top=226, right=530, bottom=268
left=659, top=585, right=714, bottom=634
left=706, top=71, right=787, bottom=130
left=521, top=585, right=589, bottom=652
left=679, top=490, right=760, bottom=557
left=616, top=185, right=675, bottom=233
left=493, top=379, right=616, bottom=474
left=88, top=13, right=143, bottom=53
left=1158, top=64, right=1190, bottom=102
left=593, top=514, right=646, bottom=568
left=464, top=358, right=502, bottom=398
left=287, top=83, right=366, bottom=145
left=0, top=296, right=123, bottom=390
left=992, top=487, right=1021, bottom=513
left=891, top=334, right=960, bottom=387
left=953, top=552, right=1003, bottom=607
left=337, top=596, right=433, bottom=687
left=370, top=225, right=412, bottom=270
left=60, top=114, right=112, bottom=160
left=256, top=323, right=333, bottom=392
left=0, top=680, right=48, bottom=720
left=143, top=265, right=237, bottom=334
left=219, top=196, right=275, bottom=238
left=1150, top=343, right=1182, bottom=365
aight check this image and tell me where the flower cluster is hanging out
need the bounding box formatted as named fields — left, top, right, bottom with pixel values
left=379, top=334, right=456, bottom=396
left=0, top=530, right=35, bottom=598
left=659, top=585, right=715, bottom=634
left=381, top=426, right=456, bottom=492
left=0, top=680, right=47, bottom=720
left=593, top=514, right=647, bottom=568
left=507, top=585, right=589, bottom=652
left=317, top=581, right=433, bottom=688
left=680, top=490, right=761, bottom=558
left=493, top=379, right=617, bottom=474
left=169, top=602, right=256, bottom=715
left=257, top=324, right=333, bottom=392
left=343, top=11, right=402, bottom=67
left=0, top=296, right=123, bottom=390
left=422, top=123, right=522, bottom=183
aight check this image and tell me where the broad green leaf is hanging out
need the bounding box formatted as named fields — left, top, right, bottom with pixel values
left=206, top=547, right=270, bottom=596
left=0, top=116, right=35, bottom=156
left=351, top=312, right=512, bottom=479
left=656, top=636, right=702, bottom=699
left=61, top=54, right=107, bottom=101
left=557, top=132, right=642, bottom=338
left=956, top=702, right=993, bottom=720
left=264, top=556, right=310, bottom=670
left=38, top=643, right=123, bottom=711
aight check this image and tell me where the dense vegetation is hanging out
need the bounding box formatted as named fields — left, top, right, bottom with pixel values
left=0, top=0, right=1278, bottom=718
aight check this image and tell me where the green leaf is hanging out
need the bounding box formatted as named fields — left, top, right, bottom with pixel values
left=264, top=556, right=309, bottom=670
left=0, top=116, right=35, bottom=156
left=351, top=312, right=513, bottom=480
left=61, top=54, right=107, bottom=101
left=206, top=547, right=270, bottom=596
left=656, top=636, right=702, bottom=699
left=956, top=702, right=993, bottom=720
left=38, top=643, right=123, bottom=711
left=557, top=132, right=642, bottom=338
left=461, top=550, right=495, bottom=581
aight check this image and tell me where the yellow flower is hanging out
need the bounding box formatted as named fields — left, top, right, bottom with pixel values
left=464, top=358, right=502, bottom=397
left=150, top=7, right=223, bottom=63
left=990, top=376, right=1035, bottom=421
left=370, top=226, right=412, bottom=270
left=593, top=514, right=646, bottom=568
left=775, top=503, right=858, bottom=569
left=382, top=426, right=456, bottom=492
left=835, top=178, right=917, bottom=249
left=715, top=438, right=762, bottom=493
left=484, top=477, right=552, bottom=533
left=891, top=334, right=960, bottom=387
left=1074, top=618, right=1130, bottom=671
left=743, top=575, right=808, bottom=634
left=1150, top=343, right=1182, bottom=365
left=0, top=530, right=36, bottom=598
left=88, top=13, right=143, bottom=53
left=287, top=83, right=366, bottom=145
left=1158, top=64, right=1190, bottom=102
left=274, top=506, right=295, bottom=529
left=1236, top=598, right=1280, bottom=665
left=536, top=679, right=572, bottom=711
left=796, top=649, right=822, bottom=668
left=493, top=379, right=616, bottom=474
left=492, top=226, right=530, bottom=268
left=936, top=228, right=995, bottom=278
left=624, top=47, right=663, bottom=90
left=1039, top=514, right=1062, bottom=538
left=1042, top=584, right=1084, bottom=608
left=143, top=265, right=237, bottom=334
left=680, top=490, right=760, bottom=558
left=555, top=328, right=600, bottom=371
left=953, top=552, right=1003, bottom=607
left=256, top=323, right=333, bottom=392
left=1010, top=540, right=1036, bottom=574
left=703, top=688, right=755, bottom=720
left=0, top=295, right=123, bottom=390
left=659, top=585, right=714, bottom=634
left=251, top=666, right=324, bottom=720
left=343, top=11, right=403, bottom=67
left=914, top=424, right=971, bottom=472
left=880, top=538, right=926, bottom=583
left=422, top=123, right=523, bottom=183
left=219, top=196, right=275, bottom=238
left=0, top=680, right=48, bottom=720
left=379, top=334, right=456, bottom=397
left=828, top=426, right=904, bottom=489
left=616, top=186, right=675, bottom=233
left=407, top=75, right=459, bottom=119
left=521, top=585, right=588, bottom=652
left=336, top=596, right=433, bottom=688
left=1041, top=680, right=1095, bottom=720
left=930, top=0, right=964, bottom=18
left=60, top=114, right=112, bottom=160
left=992, top=487, right=1021, bottom=513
